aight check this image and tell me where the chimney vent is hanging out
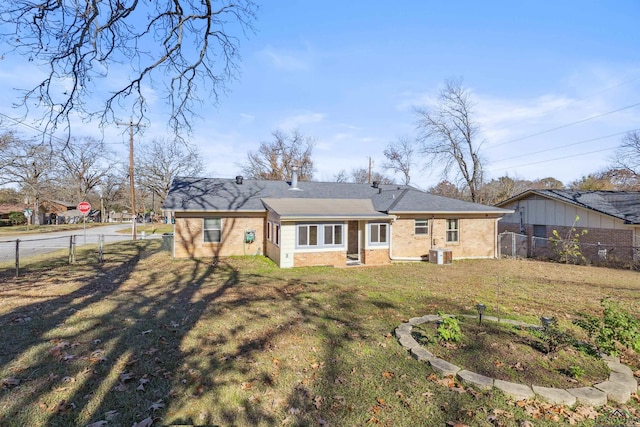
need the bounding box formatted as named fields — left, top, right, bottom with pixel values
left=372, top=181, right=380, bottom=189
left=290, top=166, right=299, bottom=189
left=235, top=176, right=243, bottom=185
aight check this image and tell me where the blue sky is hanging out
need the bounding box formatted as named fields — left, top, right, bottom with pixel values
left=1, top=1, right=640, bottom=190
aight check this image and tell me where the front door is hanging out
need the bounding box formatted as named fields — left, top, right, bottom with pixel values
left=347, top=221, right=360, bottom=264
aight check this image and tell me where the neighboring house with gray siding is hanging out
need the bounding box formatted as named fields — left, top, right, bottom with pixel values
left=496, top=189, right=640, bottom=261
left=163, top=173, right=512, bottom=268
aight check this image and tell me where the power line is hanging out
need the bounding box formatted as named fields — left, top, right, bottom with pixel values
left=0, top=110, right=131, bottom=146
left=488, top=146, right=616, bottom=173
left=0, top=111, right=69, bottom=144
left=486, top=101, right=640, bottom=150
left=491, top=129, right=639, bottom=163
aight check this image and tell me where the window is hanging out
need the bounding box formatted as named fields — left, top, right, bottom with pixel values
left=203, top=218, right=222, bottom=243
left=267, top=221, right=272, bottom=241
left=298, top=225, right=318, bottom=246
left=274, top=224, right=280, bottom=246
left=324, top=224, right=343, bottom=245
left=296, top=223, right=344, bottom=248
left=369, top=223, right=388, bottom=244
left=533, top=225, right=547, bottom=248
left=415, top=219, right=429, bottom=235
left=446, top=219, right=459, bottom=243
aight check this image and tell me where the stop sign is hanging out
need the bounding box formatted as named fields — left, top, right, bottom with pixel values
left=78, top=201, right=91, bottom=215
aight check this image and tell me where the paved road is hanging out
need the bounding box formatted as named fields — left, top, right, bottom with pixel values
left=0, top=224, right=164, bottom=265
left=0, top=224, right=137, bottom=242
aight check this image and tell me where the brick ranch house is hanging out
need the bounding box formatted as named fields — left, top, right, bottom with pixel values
left=162, top=173, right=512, bottom=268
left=496, top=189, right=640, bottom=261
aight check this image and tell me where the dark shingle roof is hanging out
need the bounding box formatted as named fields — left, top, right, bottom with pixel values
left=497, top=189, right=640, bottom=224
left=163, top=176, right=510, bottom=215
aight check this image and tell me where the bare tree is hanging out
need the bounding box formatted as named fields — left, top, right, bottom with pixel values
left=136, top=138, right=204, bottom=211
left=350, top=168, right=395, bottom=185
left=428, top=180, right=464, bottom=200
left=533, top=177, right=565, bottom=189
left=99, top=171, right=129, bottom=220
left=613, top=131, right=640, bottom=178
left=0, top=135, right=56, bottom=224
left=240, top=130, right=315, bottom=181
left=383, top=136, right=416, bottom=185
left=480, top=175, right=532, bottom=205
left=415, top=79, right=485, bottom=202
left=569, top=168, right=640, bottom=191
left=0, top=1, right=257, bottom=137
left=333, top=170, right=350, bottom=183
left=58, top=137, right=113, bottom=202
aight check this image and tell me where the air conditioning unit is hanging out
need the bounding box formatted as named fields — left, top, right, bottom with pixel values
left=429, top=248, right=452, bottom=265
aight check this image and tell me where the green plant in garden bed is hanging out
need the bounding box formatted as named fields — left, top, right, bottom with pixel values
left=574, top=298, right=640, bottom=356
left=1, top=257, right=638, bottom=426
left=413, top=317, right=610, bottom=388
left=436, top=314, right=463, bottom=343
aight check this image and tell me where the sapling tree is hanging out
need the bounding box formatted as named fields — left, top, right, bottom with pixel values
left=549, top=216, right=588, bottom=264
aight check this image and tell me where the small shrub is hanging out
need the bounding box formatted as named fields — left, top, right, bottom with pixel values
left=568, top=365, right=585, bottom=379
left=573, top=298, right=640, bottom=356
left=437, top=315, right=462, bottom=343
left=8, top=211, right=26, bottom=225
left=542, top=321, right=574, bottom=355
left=549, top=215, right=588, bottom=264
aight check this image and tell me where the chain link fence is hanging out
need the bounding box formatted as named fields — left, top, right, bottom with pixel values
left=0, top=234, right=165, bottom=277
left=499, top=232, right=640, bottom=270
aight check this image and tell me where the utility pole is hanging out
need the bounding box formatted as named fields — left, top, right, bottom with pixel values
left=116, top=118, right=144, bottom=240
left=368, top=157, right=373, bottom=184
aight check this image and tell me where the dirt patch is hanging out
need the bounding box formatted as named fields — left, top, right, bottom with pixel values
left=413, top=317, right=611, bottom=388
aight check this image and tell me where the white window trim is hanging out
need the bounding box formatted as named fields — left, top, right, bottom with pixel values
left=446, top=218, right=459, bottom=243
left=415, top=219, right=429, bottom=235
left=323, top=224, right=344, bottom=246
left=203, top=217, right=222, bottom=243
left=368, top=222, right=389, bottom=246
left=295, top=222, right=345, bottom=249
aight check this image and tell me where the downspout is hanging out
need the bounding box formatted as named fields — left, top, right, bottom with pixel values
left=388, top=215, right=397, bottom=260
left=495, top=217, right=500, bottom=259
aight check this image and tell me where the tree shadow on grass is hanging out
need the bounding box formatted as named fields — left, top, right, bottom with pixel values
left=1, top=255, right=514, bottom=426
left=0, top=240, right=253, bottom=426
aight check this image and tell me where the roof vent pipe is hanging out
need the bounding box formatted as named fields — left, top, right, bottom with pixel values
left=235, top=176, right=243, bottom=185
left=372, top=181, right=380, bottom=189
left=290, top=166, right=299, bottom=189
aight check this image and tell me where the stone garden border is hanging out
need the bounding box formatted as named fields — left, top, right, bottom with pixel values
left=395, top=314, right=639, bottom=406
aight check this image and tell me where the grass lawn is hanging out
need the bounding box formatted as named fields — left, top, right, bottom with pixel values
left=0, top=246, right=638, bottom=426
left=112, top=224, right=174, bottom=235
left=0, top=222, right=107, bottom=235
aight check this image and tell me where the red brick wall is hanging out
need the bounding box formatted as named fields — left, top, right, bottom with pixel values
left=361, top=248, right=391, bottom=266
left=174, top=214, right=265, bottom=258
left=294, top=251, right=346, bottom=267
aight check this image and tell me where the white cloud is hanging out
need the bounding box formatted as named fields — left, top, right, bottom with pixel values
left=276, top=111, right=325, bottom=130
left=239, top=113, right=255, bottom=123
left=258, top=44, right=312, bottom=71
